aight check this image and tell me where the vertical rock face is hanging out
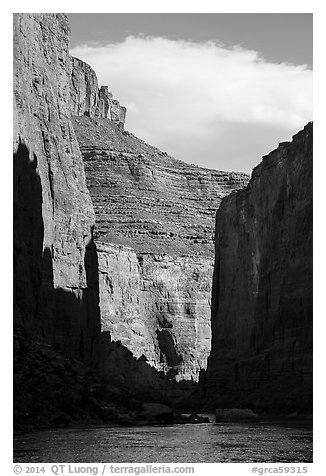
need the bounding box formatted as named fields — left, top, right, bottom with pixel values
left=205, top=123, right=313, bottom=411
left=70, top=57, right=126, bottom=127
left=13, top=13, right=100, bottom=365
left=97, top=243, right=212, bottom=382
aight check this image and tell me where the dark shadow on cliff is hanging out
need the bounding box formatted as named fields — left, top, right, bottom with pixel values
left=156, top=329, right=183, bottom=367
left=13, top=142, right=199, bottom=432
left=14, top=326, right=201, bottom=432
left=13, top=140, right=44, bottom=338
left=14, top=233, right=105, bottom=429
left=45, top=233, right=101, bottom=367
left=13, top=140, right=101, bottom=365
left=13, top=141, right=204, bottom=436
left=14, top=141, right=103, bottom=430
left=99, top=331, right=199, bottom=410
left=243, top=132, right=313, bottom=413
left=200, top=125, right=313, bottom=415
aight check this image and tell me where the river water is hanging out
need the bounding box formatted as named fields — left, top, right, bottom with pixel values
left=13, top=418, right=312, bottom=463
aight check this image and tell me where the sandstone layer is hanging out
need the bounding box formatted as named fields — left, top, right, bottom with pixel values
left=204, top=123, right=313, bottom=412
left=13, top=13, right=100, bottom=366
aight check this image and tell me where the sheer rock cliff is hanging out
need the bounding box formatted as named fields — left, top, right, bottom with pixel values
left=204, top=123, right=313, bottom=412
left=13, top=13, right=100, bottom=366
left=97, top=242, right=212, bottom=382
left=70, top=57, right=126, bottom=127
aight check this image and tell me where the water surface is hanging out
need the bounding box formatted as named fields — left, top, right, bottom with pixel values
left=14, top=418, right=312, bottom=463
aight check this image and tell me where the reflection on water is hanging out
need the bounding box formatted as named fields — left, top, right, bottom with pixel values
left=14, top=418, right=312, bottom=463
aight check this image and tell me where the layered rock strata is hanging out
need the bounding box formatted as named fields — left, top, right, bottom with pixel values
left=97, top=242, right=212, bottom=381
left=13, top=13, right=100, bottom=365
left=73, top=114, right=248, bottom=257
left=205, top=123, right=313, bottom=412
left=71, top=87, right=249, bottom=381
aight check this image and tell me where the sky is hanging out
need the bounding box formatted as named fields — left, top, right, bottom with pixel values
left=68, top=13, right=312, bottom=173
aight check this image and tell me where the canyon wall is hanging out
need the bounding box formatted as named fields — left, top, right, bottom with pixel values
left=97, top=242, right=212, bottom=382
left=13, top=14, right=249, bottom=412
left=71, top=94, right=249, bottom=381
left=14, top=14, right=312, bottom=422
left=13, top=12, right=251, bottom=428
left=70, top=58, right=249, bottom=382
left=205, top=123, right=313, bottom=412
left=13, top=13, right=100, bottom=365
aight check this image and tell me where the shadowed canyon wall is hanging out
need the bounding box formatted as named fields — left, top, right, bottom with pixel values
left=13, top=13, right=100, bottom=366
left=204, top=123, right=313, bottom=412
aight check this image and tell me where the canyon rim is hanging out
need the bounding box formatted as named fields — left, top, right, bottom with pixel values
left=13, top=12, right=313, bottom=464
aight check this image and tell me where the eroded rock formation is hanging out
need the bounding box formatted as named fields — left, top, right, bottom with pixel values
left=204, top=123, right=313, bottom=412
left=71, top=84, right=249, bottom=381
left=70, top=57, right=126, bottom=127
